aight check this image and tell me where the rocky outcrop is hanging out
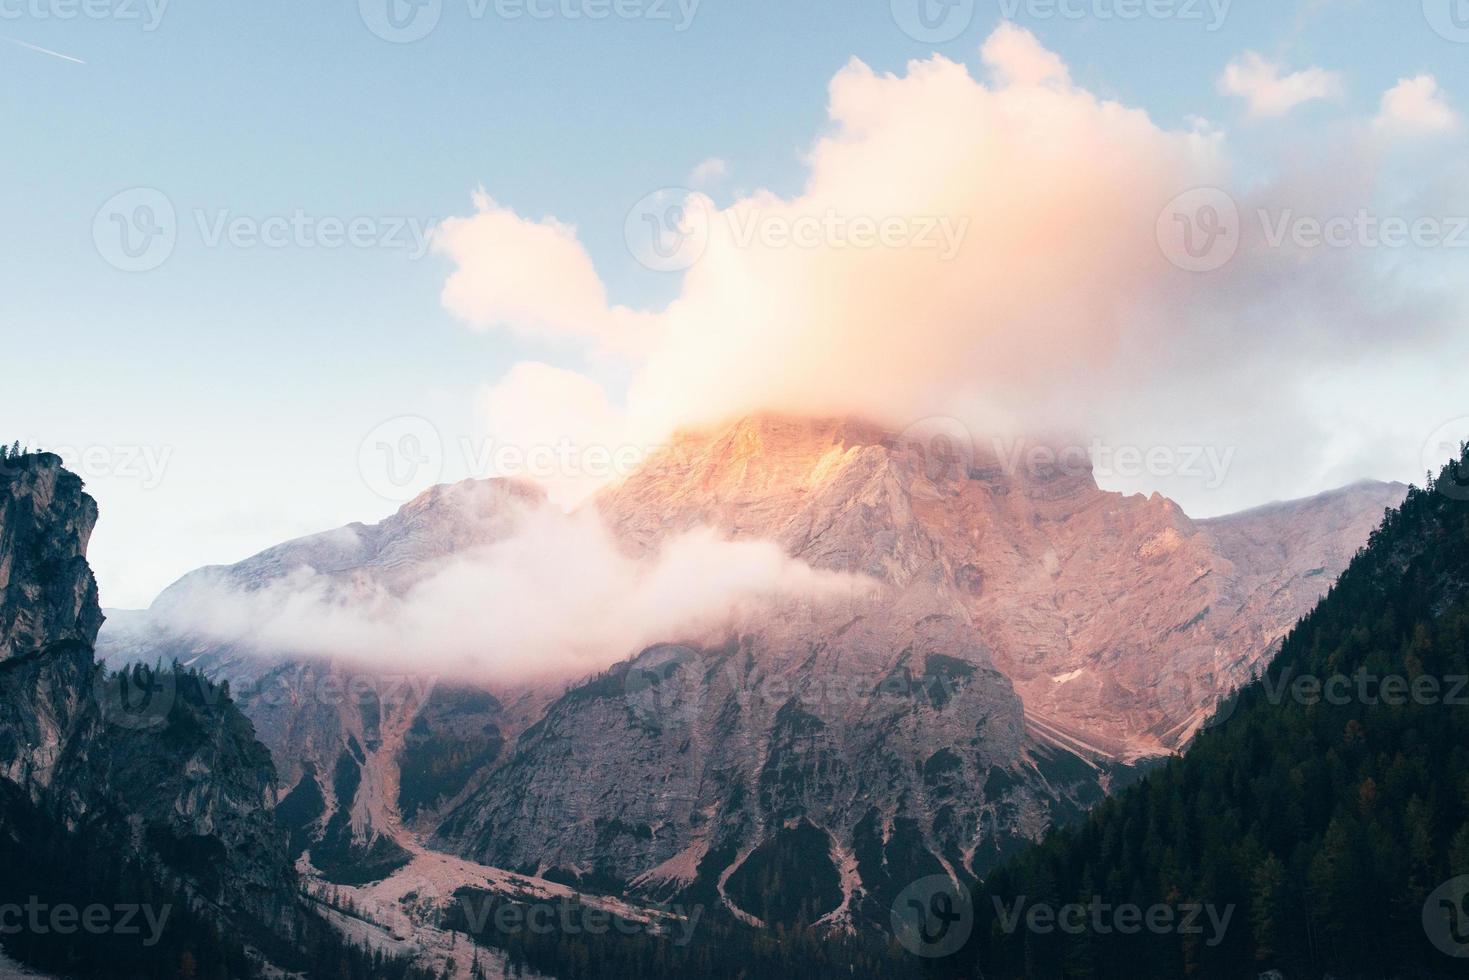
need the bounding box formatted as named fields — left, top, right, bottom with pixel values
left=97, top=479, right=538, bottom=885
left=595, top=416, right=1408, bottom=756
left=0, top=454, right=301, bottom=961
left=434, top=416, right=1407, bottom=921
left=0, top=452, right=102, bottom=663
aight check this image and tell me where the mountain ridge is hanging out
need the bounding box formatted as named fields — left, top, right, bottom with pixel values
left=94, top=415, right=1410, bottom=934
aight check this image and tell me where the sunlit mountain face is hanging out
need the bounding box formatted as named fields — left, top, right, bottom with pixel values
left=7, top=3, right=1469, bottom=977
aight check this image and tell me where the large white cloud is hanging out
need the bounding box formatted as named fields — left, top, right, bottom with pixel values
left=432, top=26, right=1469, bottom=516
left=433, top=190, right=656, bottom=351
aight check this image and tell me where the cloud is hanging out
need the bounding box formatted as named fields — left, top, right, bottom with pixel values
left=432, top=189, right=655, bottom=351
left=689, top=157, right=729, bottom=187
left=431, top=26, right=1469, bottom=516
left=981, top=21, right=1070, bottom=87
left=1219, top=52, right=1343, bottom=118
left=146, top=501, right=872, bottom=685
left=474, top=361, right=647, bottom=509
left=1376, top=75, right=1458, bottom=134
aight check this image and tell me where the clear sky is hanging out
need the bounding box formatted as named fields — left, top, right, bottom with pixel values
left=4, top=0, right=1467, bottom=607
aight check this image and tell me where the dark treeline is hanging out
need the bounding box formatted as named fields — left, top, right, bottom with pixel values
left=972, top=448, right=1469, bottom=979
left=0, top=660, right=437, bottom=980
left=441, top=885, right=976, bottom=980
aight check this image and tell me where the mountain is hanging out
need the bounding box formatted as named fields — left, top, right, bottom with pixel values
left=0, top=454, right=298, bottom=977
left=0, top=454, right=447, bottom=980
left=974, top=446, right=1469, bottom=978
left=98, top=479, right=543, bottom=887
left=99, top=415, right=1407, bottom=945
left=435, top=415, right=1406, bottom=923
left=600, top=417, right=1406, bottom=759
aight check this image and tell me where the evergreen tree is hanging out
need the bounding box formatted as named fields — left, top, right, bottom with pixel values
left=974, top=442, right=1469, bottom=979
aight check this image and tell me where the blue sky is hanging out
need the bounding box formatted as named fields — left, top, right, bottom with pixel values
left=4, top=0, right=1467, bottom=606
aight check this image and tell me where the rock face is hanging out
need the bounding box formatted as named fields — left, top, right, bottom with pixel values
left=0, top=453, right=102, bottom=666
left=97, top=416, right=1407, bottom=929
left=98, top=479, right=539, bottom=885
left=432, top=416, right=1406, bottom=923
left=0, top=454, right=299, bottom=954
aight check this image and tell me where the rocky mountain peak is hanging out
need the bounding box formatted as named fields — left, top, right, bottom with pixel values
left=0, top=453, right=103, bottom=663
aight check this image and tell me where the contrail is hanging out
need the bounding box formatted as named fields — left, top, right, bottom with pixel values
left=1, top=35, right=86, bottom=65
